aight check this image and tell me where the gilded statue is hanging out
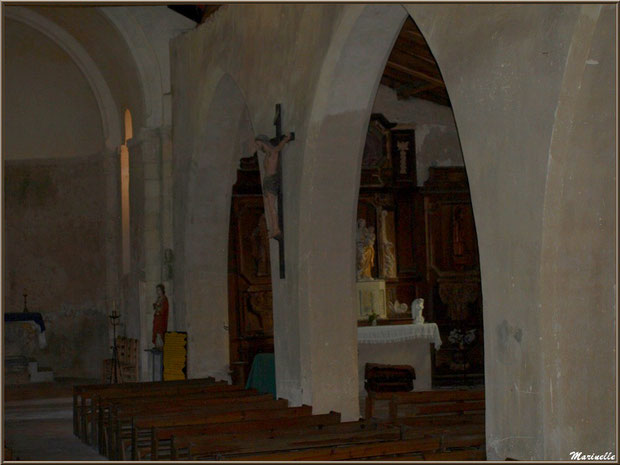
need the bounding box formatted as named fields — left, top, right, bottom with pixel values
left=356, top=219, right=376, bottom=280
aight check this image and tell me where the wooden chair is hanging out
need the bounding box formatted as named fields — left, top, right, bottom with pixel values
left=102, top=337, right=139, bottom=383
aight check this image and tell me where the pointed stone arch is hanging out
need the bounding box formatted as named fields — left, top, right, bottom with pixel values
left=175, top=71, right=255, bottom=380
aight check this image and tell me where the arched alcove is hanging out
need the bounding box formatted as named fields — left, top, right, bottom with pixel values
left=180, top=73, right=255, bottom=381
left=296, top=0, right=486, bottom=424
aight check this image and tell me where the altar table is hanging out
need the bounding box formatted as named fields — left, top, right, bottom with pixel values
left=4, top=312, right=47, bottom=348
left=357, top=323, right=441, bottom=395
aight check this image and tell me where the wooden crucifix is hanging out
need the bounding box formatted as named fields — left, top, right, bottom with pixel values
left=254, top=104, right=294, bottom=279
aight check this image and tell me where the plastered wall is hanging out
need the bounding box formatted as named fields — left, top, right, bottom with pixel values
left=3, top=157, right=109, bottom=379
left=171, top=3, right=616, bottom=458
left=539, top=4, right=616, bottom=458
left=371, top=84, right=464, bottom=185
left=3, top=16, right=111, bottom=379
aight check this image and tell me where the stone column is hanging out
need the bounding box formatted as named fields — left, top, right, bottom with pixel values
left=131, top=127, right=164, bottom=380
left=103, top=148, right=121, bottom=354
left=160, top=125, right=175, bottom=329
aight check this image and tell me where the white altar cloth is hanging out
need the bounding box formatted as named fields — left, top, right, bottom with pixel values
left=357, top=323, right=442, bottom=349
left=357, top=323, right=442, bottom=395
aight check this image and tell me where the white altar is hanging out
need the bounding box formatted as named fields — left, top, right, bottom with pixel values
left=357, top=323, right=442, bottom=395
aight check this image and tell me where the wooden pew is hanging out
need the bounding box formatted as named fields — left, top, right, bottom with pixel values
left=86, top=382, right=241, bottom=447
left=124, top=404, right=312, bottom=460
left=148, top=411, right=342, bottom=460
left=98, top=387, right=260, bottom=454
left=208, top=437, right=442, bottom=461
left=183, top=421, right=402, bottom=460
left=73, top=377, right=220, bottom=439
left=117, top=399, right=292, bottom=460
left=73, top=376, right=219, bottom=435
left=387, top=389, right=485, bottom=421
left=83, top=380, right=234, bottom=442
left=388, top=389, right=486, bottom=460
left=364, top=391, right=393, bottom=419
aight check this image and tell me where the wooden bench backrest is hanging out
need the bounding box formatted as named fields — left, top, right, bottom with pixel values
left=174, top=419, right=378, bottom=451
left=92, top=382, right=240, bottom=402
left=113, top=393, right=275, bottom=417
left=75, top=377, right=218, bottom=396
left=134, top=404, right=312, bottom=429
left=212, top=437, right=441, bottom=461
left=389, top=389, right=485, bottom=420
left=155, top=411, right=341, bottom=443
left=106, top=388, right=259, bottom=410
left=186, top=423, right=401, bottom=459
left=118, top=398, right=288, bottom=423
left=398, top=412, right=485, bottom=428
left=391, top=389, right=484, bottom=404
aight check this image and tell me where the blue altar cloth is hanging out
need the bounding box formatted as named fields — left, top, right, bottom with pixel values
left=4, top=312, right=46, bottom=333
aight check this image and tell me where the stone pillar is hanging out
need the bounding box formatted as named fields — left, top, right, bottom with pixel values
left=160, top=125, right=175, bottom=329
left=130, top=127, right=164, bottom=380
left=103, top=148, right=121, bottom=354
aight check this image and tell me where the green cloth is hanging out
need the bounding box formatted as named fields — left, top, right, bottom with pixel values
left=245, top=353, right=276, bottom=398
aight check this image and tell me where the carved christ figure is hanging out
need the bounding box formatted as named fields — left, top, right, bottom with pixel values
left=356, top=219, right=376, bottom=280
left=254, top=133, right=293, bottom=240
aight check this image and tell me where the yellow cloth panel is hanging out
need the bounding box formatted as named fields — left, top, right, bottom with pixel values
left=163, top=332, right=187, bottom=381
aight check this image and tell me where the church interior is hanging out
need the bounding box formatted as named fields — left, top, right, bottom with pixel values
left=2, top=3, right=616, bottom=462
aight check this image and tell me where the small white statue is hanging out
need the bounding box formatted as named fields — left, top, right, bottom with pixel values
left=412, top=298, right=425, bottom=324
left=389, top=300, right=408, bottom=315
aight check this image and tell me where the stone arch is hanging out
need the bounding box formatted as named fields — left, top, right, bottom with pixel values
left=5, top=6, right=121, bottom=150
left=297, top=4, right=409, bottom=420
left=180, top=72, right=255, bottom=380
left=297, top=2, right=615, bottom=458
left=101, top=7, right=162, bottom=129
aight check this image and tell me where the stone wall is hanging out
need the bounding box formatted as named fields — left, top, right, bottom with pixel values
left=4, top=156, right=109, bottom=379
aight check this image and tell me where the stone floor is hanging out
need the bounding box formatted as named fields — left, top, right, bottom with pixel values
left=4, top=380, right=106, bottom=461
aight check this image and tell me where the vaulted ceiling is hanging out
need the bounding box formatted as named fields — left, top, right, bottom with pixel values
left=167, top=6, right=450, bottom=106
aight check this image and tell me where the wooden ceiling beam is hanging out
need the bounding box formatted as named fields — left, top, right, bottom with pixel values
left=388, top=48, right=443, bottom=80
left=385, top=61, right=445, bottom=87
left=382, top=66, right=420, bottom=86
left=399, top=83, right=440, bottom=98
left=393, top=38, right=437, bottom=65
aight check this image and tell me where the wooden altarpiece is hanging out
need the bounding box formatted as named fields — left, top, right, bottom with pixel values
left=228, top=156, right=274, bottom=386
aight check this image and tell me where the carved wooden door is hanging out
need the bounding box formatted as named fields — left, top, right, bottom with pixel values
left=228, top=194, right=274, bottom=386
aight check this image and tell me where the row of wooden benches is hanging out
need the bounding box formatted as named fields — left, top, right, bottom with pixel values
left=73, top=378, right=486, bottom=461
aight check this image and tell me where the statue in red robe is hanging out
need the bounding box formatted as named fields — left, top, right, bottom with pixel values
left=152, top=284, right=169, bottom=347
